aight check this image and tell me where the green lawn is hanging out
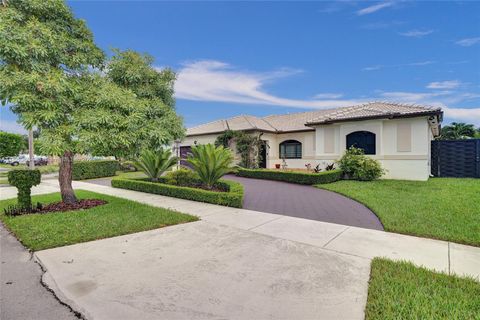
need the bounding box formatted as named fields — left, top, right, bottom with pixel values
left=0, top=190, right=198, bottom=251
left=365, top=258, right=480, bottom=320
left=317, top=178, right=480, bottom=246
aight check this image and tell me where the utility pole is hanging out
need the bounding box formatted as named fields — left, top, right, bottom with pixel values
left=28, top=128, right=34, bottom=169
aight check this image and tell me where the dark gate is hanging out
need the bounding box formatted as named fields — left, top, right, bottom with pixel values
left=431, top=139, right=480, bottom=178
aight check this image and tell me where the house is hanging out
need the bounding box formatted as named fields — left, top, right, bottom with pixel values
left=181, top=102, right=443, bottom=181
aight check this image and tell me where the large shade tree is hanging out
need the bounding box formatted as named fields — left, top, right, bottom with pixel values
left=0, top=0, right=184, bottom=203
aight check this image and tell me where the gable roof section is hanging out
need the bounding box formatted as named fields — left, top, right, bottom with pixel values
left=186, top=102, right=443, bottom=136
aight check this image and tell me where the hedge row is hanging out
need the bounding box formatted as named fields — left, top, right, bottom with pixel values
left=72, top=160, right=119, bottom=180
left=111, top=178, right=244, bottom=208
left=236, top=168, right=343, bottom=185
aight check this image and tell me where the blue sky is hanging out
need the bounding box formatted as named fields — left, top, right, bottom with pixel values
left=1, top=1, right=479, bottom=133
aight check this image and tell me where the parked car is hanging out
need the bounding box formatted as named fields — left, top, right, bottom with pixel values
left=4, top=155, right=28, bottom=166
left=26, top=157, right=48, bottom=166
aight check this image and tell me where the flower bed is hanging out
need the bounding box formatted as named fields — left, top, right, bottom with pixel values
left=111, top=177, right=244, bottom=208
left=236, top=168, right=343, bottom=185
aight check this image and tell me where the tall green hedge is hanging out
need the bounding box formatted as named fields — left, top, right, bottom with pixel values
left=111, top=177, right=244, bottom=208
left=236, top=168, right=343, bottom=185
left=0, top=131, right=24, bottom=158
left=72, top=160, right=119, bottom=180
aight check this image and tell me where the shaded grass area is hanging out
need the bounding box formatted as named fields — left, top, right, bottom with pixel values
left=0, top=190, right=198, bottom=251
left=366, top=258, right=480, bottom=320
left=317, top=178, right=480, bottom=246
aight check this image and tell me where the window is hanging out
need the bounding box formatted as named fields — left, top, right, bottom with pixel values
left=346, top=131, right=376, bottom=155
left=279, top=140, right=302, bottom=159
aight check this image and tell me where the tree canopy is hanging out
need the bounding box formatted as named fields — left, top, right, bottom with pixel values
left=0, top=0, right=184, bottom=202
left=0, top=131, right=24, bottom=158
left=0, top=1, right=184, bottom=159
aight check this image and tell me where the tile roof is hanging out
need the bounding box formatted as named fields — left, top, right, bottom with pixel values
left=306, top=102, right=442, bottom=125
left=186, top=102, right=442, bottom=136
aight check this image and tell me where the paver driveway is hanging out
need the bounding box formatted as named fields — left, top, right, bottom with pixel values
left=224, top=175, right=383, bottom=230
left=84, top=175, right=384, bottom=230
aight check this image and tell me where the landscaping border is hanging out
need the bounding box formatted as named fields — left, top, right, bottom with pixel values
left=236, top=168, right=343, bottom=185
left=111, top=177, right=244, bottom=208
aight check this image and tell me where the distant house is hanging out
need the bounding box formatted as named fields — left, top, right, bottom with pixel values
left=181, top=102, right=443, bottom=181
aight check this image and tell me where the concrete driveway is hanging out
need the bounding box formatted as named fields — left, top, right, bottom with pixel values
left=36, top=221, right=371, bottom=320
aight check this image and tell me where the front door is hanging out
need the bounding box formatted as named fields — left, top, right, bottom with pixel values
left=179, top=146, right=192, bottom=168
left=258, top=142, right=267, bottom=168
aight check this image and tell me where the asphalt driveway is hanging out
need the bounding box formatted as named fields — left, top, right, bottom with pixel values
left=224, top=175, right=384, bottom=230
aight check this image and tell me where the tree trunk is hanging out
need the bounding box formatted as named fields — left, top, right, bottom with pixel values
left=59, top=151, right=77, bottom=204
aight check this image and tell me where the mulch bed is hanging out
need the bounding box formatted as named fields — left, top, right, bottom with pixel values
left=4, top=199, right=108, bottom=216
left=39, top=199, right=107, bottom=213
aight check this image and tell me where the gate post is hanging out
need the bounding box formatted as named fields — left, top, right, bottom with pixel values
left=476, top=139, right=480, bottom=178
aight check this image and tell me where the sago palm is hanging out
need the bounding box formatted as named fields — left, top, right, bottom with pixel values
left=134, top=148, right=177, bottom=182
left=187, top=144, right=234, bottom=189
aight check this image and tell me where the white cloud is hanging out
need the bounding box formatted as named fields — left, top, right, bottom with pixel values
left=406, top=61, right=435, bottom=66
left=443, top=107, right=480, bottom=126
left=362, top=60, right=435, bottom=71
left=357, top=2, right=394, bottom=16
left=175, top=60, right=363, bottom=109
left=0, top=120, right=27, bottom=134
left=377, top=90, right=480, bottom=125
left=427, top=80, right=461, bottom=90
left=175, top=59, right=480, bottom=125
left=379, top=90, right=452, bottom=102
left=363, top=65, right=383, bottom=71
left=313, top=93, right=344, bottom=99
left=399, top=29, right=434, bottom=38
left=455, top=37, right=480, bottom=47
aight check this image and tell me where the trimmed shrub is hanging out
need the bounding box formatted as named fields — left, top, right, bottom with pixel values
left=164, top=169, right=200, bottom=187
left=112, top=177, right=244, bottom=208
left=337, top=146, right=384, bottom=181
left=8, top=169, right=41, bottom=210
left=72, top=160, right=119, bottom=180
left=236, top=168, right=343, bottom=185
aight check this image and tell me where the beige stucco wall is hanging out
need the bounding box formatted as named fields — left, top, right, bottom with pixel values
left=312, top=117, right=432, bottom=180
left=181, top=116, right=434, bottom=180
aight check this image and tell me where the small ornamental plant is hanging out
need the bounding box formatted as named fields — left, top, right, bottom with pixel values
left=337, top=146, right=384, bottom=181
left=8, top=170, right=41, bottom=211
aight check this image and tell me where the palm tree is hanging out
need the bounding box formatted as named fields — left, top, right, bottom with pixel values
left=439, top=122, right=476, bottom=140
left=134, top=148, right=177, bottom=182
left=187, top=144, right=234, bottom=189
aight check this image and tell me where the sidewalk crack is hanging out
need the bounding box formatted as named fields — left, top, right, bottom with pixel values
left=322, top=226, right=350, bottom=248
left=248, top=216, right=285, bottom=231
left=34, top=256, right=86, bottom=320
